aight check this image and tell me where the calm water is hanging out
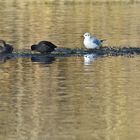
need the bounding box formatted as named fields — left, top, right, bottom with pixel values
left=0, top=1, right=140, bottom=140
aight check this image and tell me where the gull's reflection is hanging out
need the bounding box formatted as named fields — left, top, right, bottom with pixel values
left=84, top=54, right=97, bottom=65
left=31, top=55, right=56, bottom=64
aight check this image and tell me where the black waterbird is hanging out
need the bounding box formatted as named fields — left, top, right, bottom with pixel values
left=31, top=41, right=57, bottom=54
left=0, top=40, right=13, bottom=54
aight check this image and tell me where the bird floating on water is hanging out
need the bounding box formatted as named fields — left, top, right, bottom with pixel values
left=83, top=32, right=105, bottom=49
left=31, top=41, right=57, bottom=54
left=0, top=40, right=13, bottom=54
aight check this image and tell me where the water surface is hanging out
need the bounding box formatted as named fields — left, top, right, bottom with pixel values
left=0, top=1, right=140, bottom=140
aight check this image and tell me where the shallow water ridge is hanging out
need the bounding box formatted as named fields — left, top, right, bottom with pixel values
left=0, top=1, right=140, bottom=140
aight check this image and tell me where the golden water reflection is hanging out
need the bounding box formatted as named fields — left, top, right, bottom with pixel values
left=0, top=1, right=139, bottom=48
left=0, top=1, right=140, bottom=140
left=0, top=56, right=140, bottom=140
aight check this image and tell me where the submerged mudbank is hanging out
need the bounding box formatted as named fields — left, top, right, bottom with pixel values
left=53, top=46, right=140, bottom=56
left=1, top=46, right=140, bottom=63
left=12, top=46, right=140, bottom=57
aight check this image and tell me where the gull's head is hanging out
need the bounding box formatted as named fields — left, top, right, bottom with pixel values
left=83, top=32, right=91, bottom=38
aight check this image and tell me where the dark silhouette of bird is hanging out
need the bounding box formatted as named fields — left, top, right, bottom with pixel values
left=0, top=40, right=13, bottom=54
left=31, top=41, right=57, bottom=54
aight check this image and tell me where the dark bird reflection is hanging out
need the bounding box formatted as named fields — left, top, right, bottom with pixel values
left=31, top=55, right=56, bottom=64
left=0, top=54, right=14, bottom=63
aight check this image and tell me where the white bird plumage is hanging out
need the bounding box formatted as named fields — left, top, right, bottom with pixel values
left=83, top=32, right=105, bottom=49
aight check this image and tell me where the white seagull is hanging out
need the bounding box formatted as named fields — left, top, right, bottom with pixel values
left=83, top=32, right=105, bottom=49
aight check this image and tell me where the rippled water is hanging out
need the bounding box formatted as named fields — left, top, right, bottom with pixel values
left=0, top=1, right=140, bottom=140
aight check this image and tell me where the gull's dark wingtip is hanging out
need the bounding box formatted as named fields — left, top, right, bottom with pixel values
left=100, top=39, right=106, bottom=42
